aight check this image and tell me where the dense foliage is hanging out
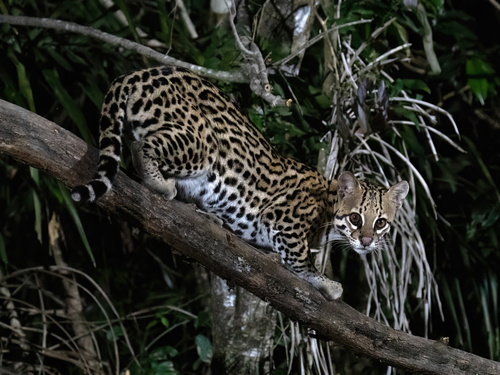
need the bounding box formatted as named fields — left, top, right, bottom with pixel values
left=1, top=0, right=499, bottom=373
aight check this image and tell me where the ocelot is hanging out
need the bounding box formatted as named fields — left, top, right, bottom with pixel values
left=72, top=66, right=409, bottom=300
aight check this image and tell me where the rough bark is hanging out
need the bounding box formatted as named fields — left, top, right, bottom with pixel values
left=211, top=279, right=277, bottom=374
left=1, top=99, right=499, bottom=374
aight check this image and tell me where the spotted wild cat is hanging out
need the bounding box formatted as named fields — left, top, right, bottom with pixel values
left=72, top=66, right=409, bottom=300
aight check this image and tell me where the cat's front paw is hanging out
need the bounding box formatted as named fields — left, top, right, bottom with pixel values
left=319, top=280, right=343, bottom=301
left=161, top=186, right=177, bottom=201
left=305, top=274, right=343, bottom=300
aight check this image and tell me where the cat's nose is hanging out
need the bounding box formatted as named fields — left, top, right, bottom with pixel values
left=360, top=236, right=373, bottom=247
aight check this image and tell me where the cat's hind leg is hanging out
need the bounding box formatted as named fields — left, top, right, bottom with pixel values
left=130, top=139, right=177, bottom=200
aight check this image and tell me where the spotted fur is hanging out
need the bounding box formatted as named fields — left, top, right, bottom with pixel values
left=72, top=66, right=409, bottom=300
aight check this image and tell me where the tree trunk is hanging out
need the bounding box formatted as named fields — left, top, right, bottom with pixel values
left=211, top=278, right=276, bottom=374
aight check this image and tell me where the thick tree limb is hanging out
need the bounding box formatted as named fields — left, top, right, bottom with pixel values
left=1, top=99, right=499, bottom=374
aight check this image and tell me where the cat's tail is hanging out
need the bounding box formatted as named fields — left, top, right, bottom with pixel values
left=71, top=77, right=127, bottom=203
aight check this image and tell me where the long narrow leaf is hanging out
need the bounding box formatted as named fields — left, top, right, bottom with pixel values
left=7, top=48, right=36, bottom=112
left=0, top=233, right=7, bottom=265
left=29, top=167, right=43, bottom=243
left=58, top=181, right=96, bottom=266
left=42, top=68, right=95, bottom=144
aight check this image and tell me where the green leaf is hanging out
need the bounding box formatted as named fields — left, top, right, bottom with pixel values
left=248, top=108, right=264, bottom=130
left=390, top=79, right=405, bottom=97
left=466, top=57, right=495, bottom=105
left=468, top=78, right=488, bottom=105
left=195, top=334, right=213, bottom=363
left=195, top=310, right=211, bottom=329
left=58, top=181, right=96, bottom=266
left=30, top=168, right=42, bottom=243
left=427, top=0, right=444, bottom=11
left=392, top=105, right=420, bottom=129
left=151, top=360, right=178, bottom=375
left=438, top=19, right=477, bottom=48
left=146, top=319, right=159, bottom=331
left=399, top=79, right=431, bottom=94
left=392, top=20, right=409, bottom=45
left=79, top=72, right=105, bottom=109
left=106, top=325, right=124, bottom=342
left=163, top=346, right=179, bottom=358
left=150, top=346, right=179, bottom=360
left=44, top=47, right=74, bottom=72
left=113, top=0, right=141, bottom=42
left=7, top=48, right=36, bottom=112
left=273, top=106, right=292, bottom=117
left=0, top=233, right=7, bottom=265
left=313, top=93, right=331, bottom=110
left=160, top=316, right=170, bottom=329
left=42, top=68, right=95, bottom=144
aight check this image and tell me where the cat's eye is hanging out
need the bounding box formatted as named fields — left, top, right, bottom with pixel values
left=349, top=213, right=362, bottom=225
left=375, top=218, right=387, bottom=229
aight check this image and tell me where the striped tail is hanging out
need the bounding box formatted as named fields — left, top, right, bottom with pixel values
left=71, top=78, right=126, bottom=203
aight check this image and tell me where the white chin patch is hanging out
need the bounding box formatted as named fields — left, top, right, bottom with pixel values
left=353, top=247, right=372, bottom=255
left=352, top=243, right=376, bottom=254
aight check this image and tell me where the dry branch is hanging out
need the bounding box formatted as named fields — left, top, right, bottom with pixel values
left=0, top=14, right=284, bottom=106
left=1, top=99, right=499, bottom=374
left=0, top=14, right=243, bottom=82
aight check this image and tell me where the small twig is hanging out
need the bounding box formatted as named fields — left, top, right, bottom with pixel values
left=272, top=19, right=371, bottom=69
left=389, top=96, right=459, bottom=136
left=486, top=0, right=500, bottom=11
left=413, top=2, right=441, bottom=74
left=224, top=1, right=287, bottom=106
left=49, top=213, right=102, bottom=374
left=354, top=17, right=398, bottom=59
left=225, top=0, right=255, bottom=56
left=99, top=0, right=166, bottom=48
left=390, top=120, right=465, bottom=152
left=0, top=268, right=30, bottom=352
left=357, top=43, right=412, bottom=76
left=370, top=134, right=437, bottom=216
left=175, top=0, right=199, bottom=39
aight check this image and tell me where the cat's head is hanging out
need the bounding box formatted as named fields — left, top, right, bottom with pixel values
left=333, top=171, right=409, bottom=254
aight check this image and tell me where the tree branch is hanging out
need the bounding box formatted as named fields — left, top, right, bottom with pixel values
left=1, top=99, right=499, bottom=374
left=0, top=14, right=244, bottom=82
left=0, top=14, right=292, bottom=107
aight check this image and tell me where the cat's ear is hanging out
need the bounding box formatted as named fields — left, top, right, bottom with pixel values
left=338, top=171, right=360, bottom=199
left=386, top=181, right=409, bottom=208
